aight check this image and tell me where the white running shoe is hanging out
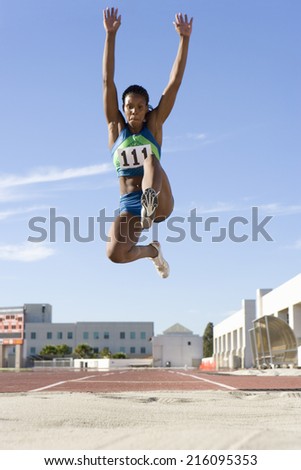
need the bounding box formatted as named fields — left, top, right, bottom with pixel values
left=149, top=241, right=170, bottom=279
left=140, top=188, right=159, bottom=229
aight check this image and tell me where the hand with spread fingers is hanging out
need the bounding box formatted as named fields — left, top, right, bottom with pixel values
left=173, top=13, right=193, bottom=37
left=103, top=6, right=121, bottom=34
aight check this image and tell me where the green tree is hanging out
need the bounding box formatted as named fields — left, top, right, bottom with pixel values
left=56, top=344, right=72, bottom=357
left=74, top=344, right=95, bottom=358
left=39, top=344, right=72, bottom=358
left=99, top=347, right=112, bottom=358
left=202, top=322, right=214, bottom=357
left=40, top=345, right=58, bottom=357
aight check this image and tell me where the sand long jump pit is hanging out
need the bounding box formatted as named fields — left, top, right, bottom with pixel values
left=1, top=368, right=301, bottom=450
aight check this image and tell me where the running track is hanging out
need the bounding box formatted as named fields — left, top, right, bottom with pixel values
left=0, top=369, right=301, bottom=393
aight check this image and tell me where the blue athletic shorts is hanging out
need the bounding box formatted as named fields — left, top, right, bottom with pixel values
left=119, top=190, right=143, bottom=217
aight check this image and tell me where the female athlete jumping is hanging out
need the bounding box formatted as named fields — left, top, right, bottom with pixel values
left=102, top=7, right=193, bottom=278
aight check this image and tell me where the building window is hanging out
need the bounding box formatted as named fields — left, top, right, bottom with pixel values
left=30, top=332, right=36, bottom=340
left=120, top=347, right=126, bottom=353
left=67, top=332, right=73, bottom=340
left=104, top=332, right=109, bottom=339
left=47, top=332, right=52, bottom=340
left=140, top=332, right=146, bottom=340
left=93, top=332, right=99, bottom=340
left=120, top=332, right=125, bottom=339
left=83, top=332, right=89, bottom=340
left=30, top=347, right=36, bottom=355
left=140, top=347, right=146, bottom=354
left=57, top=332, right=63, bottom=340
left=130, top=332, right=136, bottom=340
left=93, top=347, right=99, bottom=354
left=130, top=347, right=136, bottom=354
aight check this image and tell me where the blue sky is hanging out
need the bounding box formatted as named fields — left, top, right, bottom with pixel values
left=1, top=0, right=300, bottom=336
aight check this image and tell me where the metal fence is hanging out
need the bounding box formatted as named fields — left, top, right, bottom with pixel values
left=33, top=358, right=74, bottom=368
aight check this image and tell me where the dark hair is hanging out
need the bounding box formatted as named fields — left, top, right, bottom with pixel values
left=122, top=85, right=149, bottom=106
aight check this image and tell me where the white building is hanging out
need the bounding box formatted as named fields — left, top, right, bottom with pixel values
left=213, top=273, right=301, bottom=370
left=250, top=274, right=301, bottom=368
left=256, top=273, right=301, bottom=342
left=0, top=304, right=153, bottom=367
left=213, top=300, right=256, bottom=370
left=152, top=323, right=202, bottom=368
left=25, top=320, right=153, bottom=359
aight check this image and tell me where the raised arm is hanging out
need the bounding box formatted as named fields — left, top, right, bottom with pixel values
left=154, top=13, right=193, bottom=125
left=102, top=7, right=123, bottom=146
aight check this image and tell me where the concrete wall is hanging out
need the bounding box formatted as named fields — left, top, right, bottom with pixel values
left=152, top=334, right=202, bottom=367
left=257, top=273, right=301, bottom=344
left=24, top=304, right=52, bottom=323
left=213, top=299, right=256, bottom=369
left=0, top=344, right=23, bottom=368
left=74, top=358, right=153, bottom=370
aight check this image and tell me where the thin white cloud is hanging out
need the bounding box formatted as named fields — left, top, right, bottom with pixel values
left=176, top=200, right=301, bottom=218
left=186, top=132, right=207, bottom=141
left=0, top=163, right=112, bottom=189
left=163, top=131, right=211, bottom=153
left=0, top=188, right=24, bottom=203
left=260, top=203, right=301, bottom=216
left=174, top=201, right=238, bottom=216
left=193, top=202, right=237, bottom=214
left=284, top=238, right=301, bottom=250
left=0, top=243, right=55, bottom=262
left=0, top=206, right=48, bottom=221
left=0, top=209, right=22, bottom=221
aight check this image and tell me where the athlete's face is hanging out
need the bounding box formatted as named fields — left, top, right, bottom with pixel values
left=123, top=93, right=148, bottom=130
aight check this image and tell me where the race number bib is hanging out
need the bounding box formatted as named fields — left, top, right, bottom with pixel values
left=117, top=144, right=151, bottom=169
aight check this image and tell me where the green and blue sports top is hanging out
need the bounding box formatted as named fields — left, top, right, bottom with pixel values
left=111, top=124, right=161, bottom=177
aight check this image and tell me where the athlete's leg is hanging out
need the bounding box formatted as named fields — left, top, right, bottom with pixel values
left=141, top=155, right=174, bottom=227
left=155, top=166, right=174, bottom=221
left=141, top=154, right=162, bottom=193
left=106, top=213, right=157, bottom=263
left=106, top=213, right=169, bottom=277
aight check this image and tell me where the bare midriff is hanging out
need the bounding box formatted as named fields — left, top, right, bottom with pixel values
left=119, top=175, right=143, bottom=195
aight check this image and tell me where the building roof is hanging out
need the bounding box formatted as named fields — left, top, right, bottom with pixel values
left=163, top=323, right=193, bottom=335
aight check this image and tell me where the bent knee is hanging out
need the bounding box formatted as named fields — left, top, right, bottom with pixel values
left=106, top=245, right=123, bottom=263
left=106, top=243, right=131, bottom=264
left=107, top=253, right=123, bottom=264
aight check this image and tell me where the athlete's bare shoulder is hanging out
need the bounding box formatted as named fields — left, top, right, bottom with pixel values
left=145, top=109, right=162, bottom=146
left=107, top=114, right=126, bottom=148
